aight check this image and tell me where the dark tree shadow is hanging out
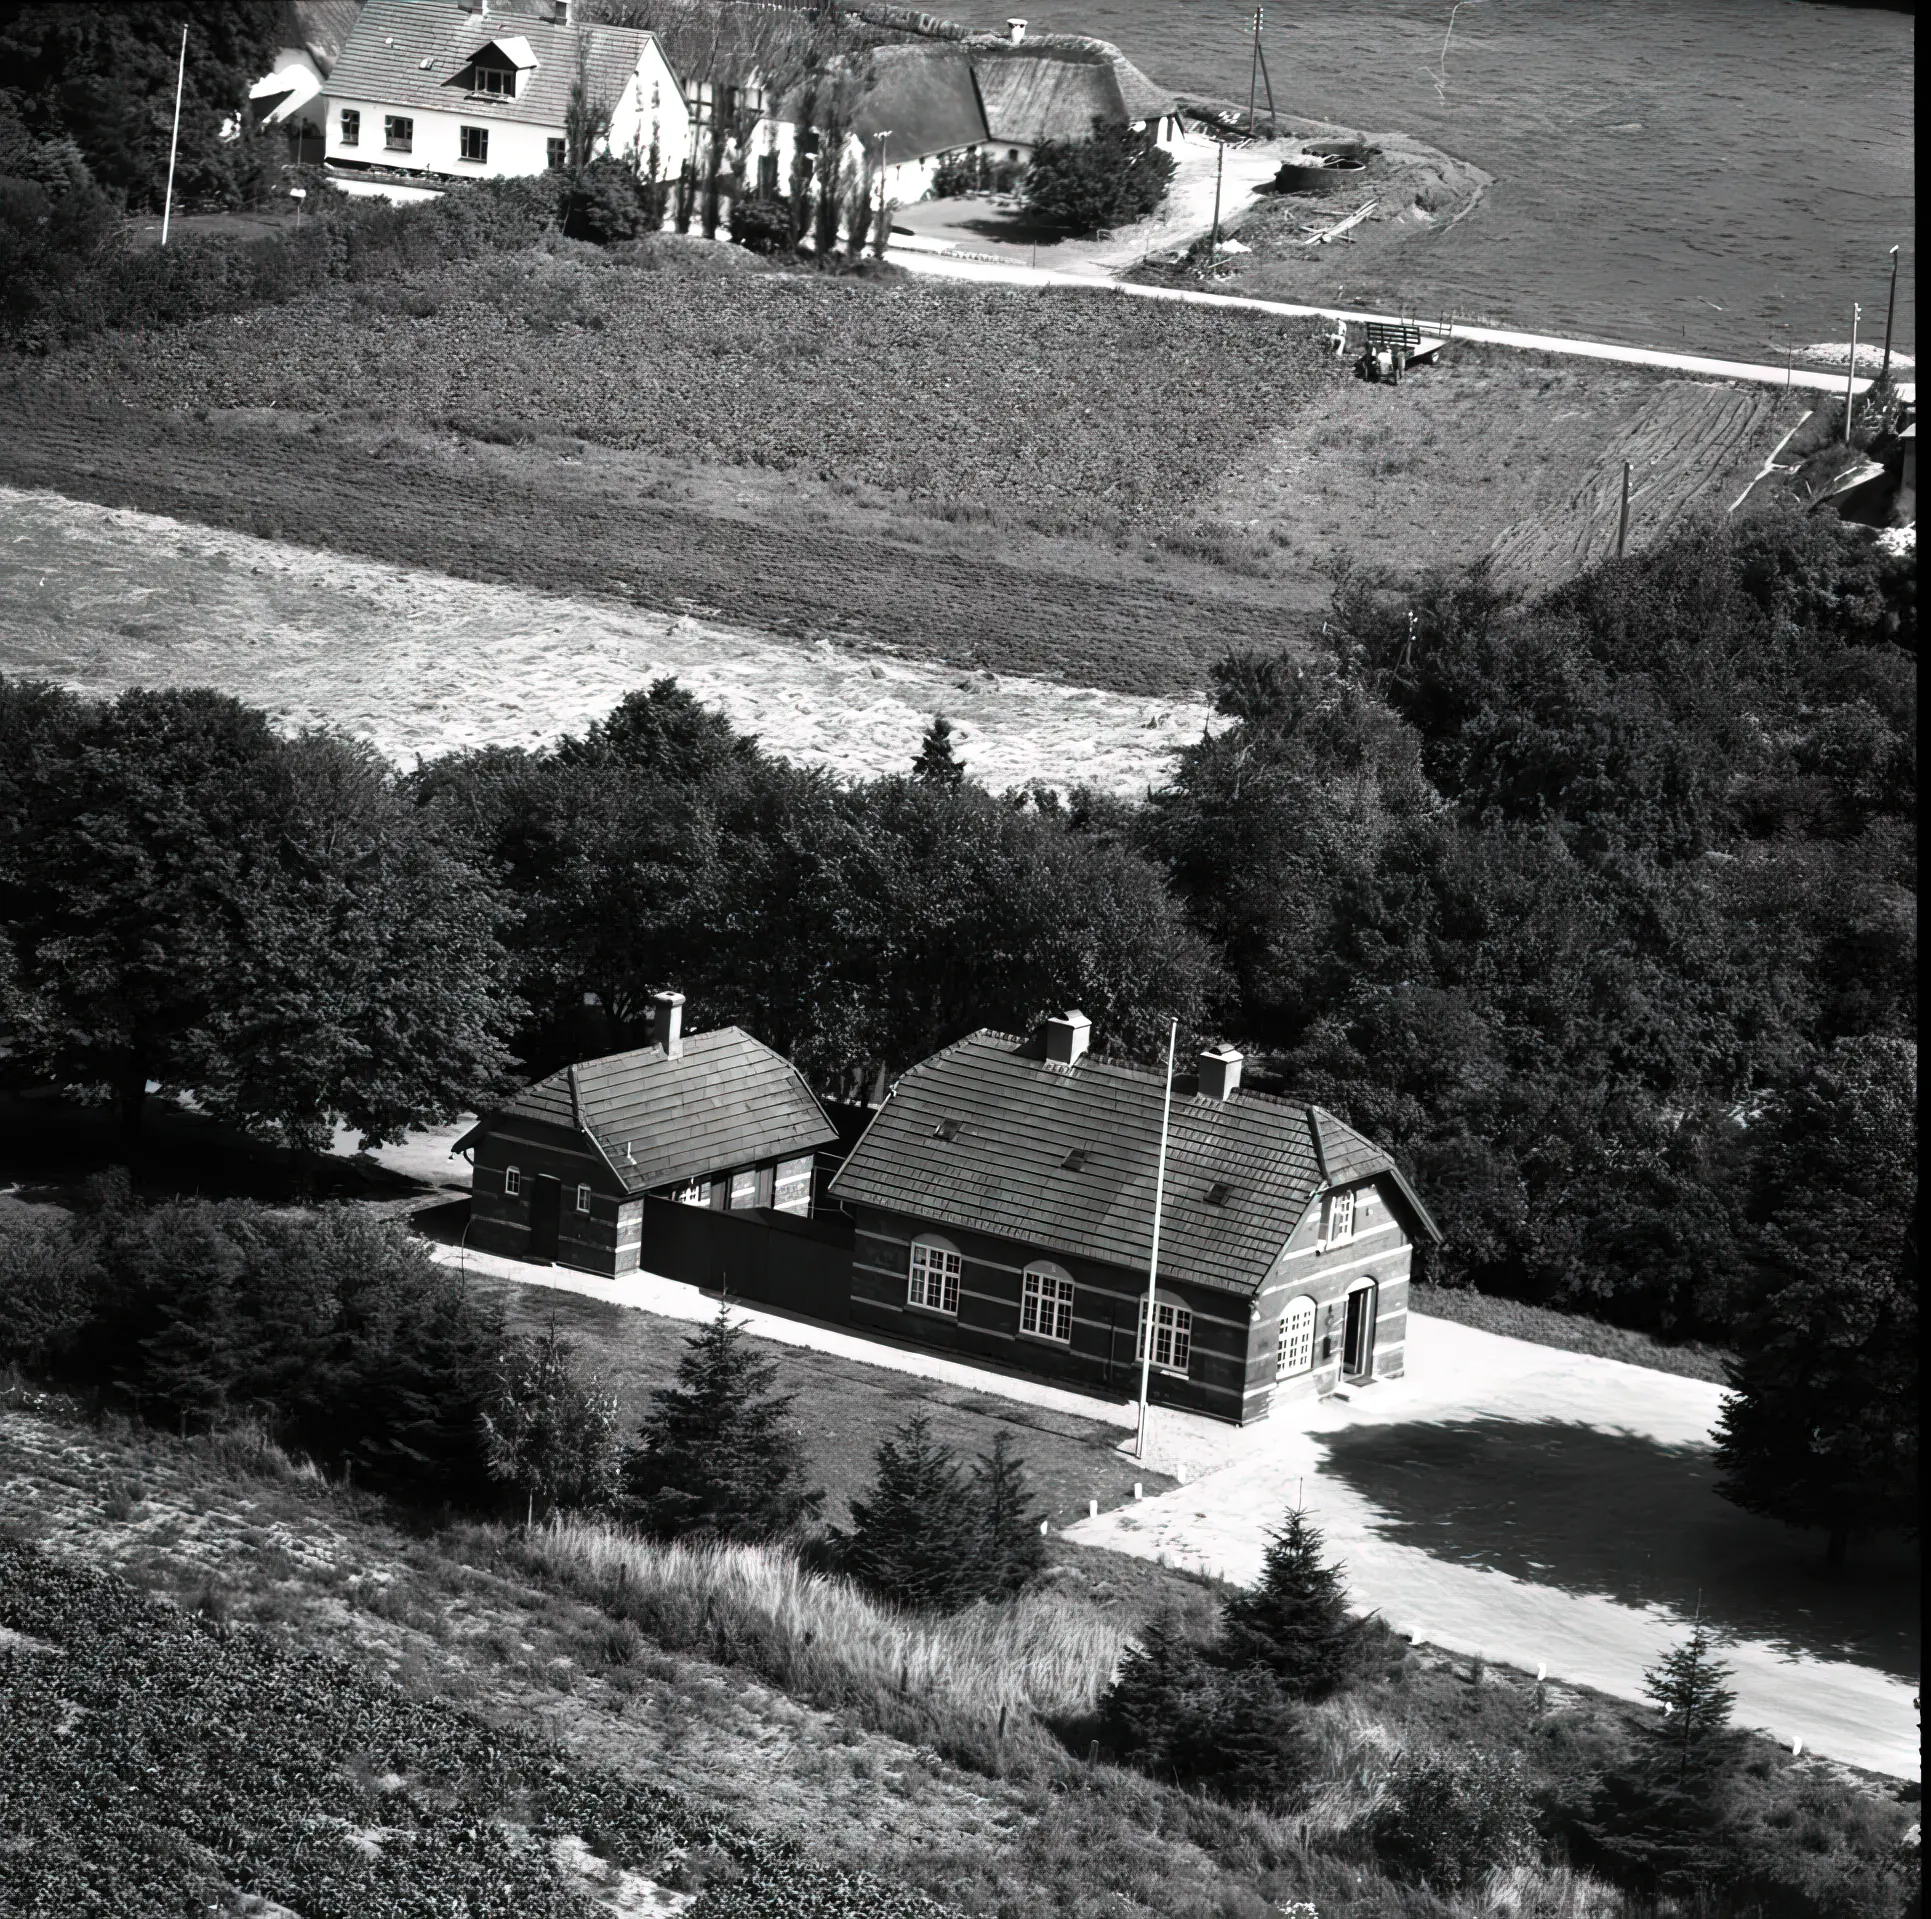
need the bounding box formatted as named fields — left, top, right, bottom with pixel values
left=1317, top=1418, right=1920, bottom=1678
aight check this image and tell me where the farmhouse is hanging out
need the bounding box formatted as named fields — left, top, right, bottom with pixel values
left=324, top=0, right=691, bottom=184
left=967, top=28, right=1185, bottom=172
left=457, top=992, right=839, bottom=1277
left=828, top=1014, right=1439, bottom=1424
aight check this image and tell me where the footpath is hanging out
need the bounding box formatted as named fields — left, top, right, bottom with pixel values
left=885, top=247, right=1878, bottom=398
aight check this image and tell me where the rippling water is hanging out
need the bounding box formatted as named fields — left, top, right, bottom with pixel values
left=940, top=0, right=1916, bottom=359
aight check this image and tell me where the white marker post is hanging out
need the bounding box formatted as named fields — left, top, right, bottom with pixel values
left=1134, top=1018, right=1180, bottom=1462
left=160, top=23, right=188, bottom=248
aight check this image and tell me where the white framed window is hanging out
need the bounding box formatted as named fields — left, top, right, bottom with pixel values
left=772, top=1155, right=814, bottom=1217
left=1136, top=1297, right=1192, bottom=1375
left=546, top=136, right=566, bottom=170
left=459, top=124, right=489, bottom=164
left=908, top=1236, right=961, bottom=1316
left=473, top=65, right=515, bottom=98
left=576, top=1183, right=593, bottom=1215
left=1021, top=1262, right=1075, bottom=1343
left=503, top=1165, right=522, bottom=1198
left=1324, top=1188, right=1356, bottom=1247
left=669, top=1177, right=710, bottom=1207
left=339, top=108, right=360, bottom=147
left=729, top=1168, right=759, bottom=1210
left=1277, top=1295, right=1316, bottom=1378
left=384, top=115, right=413, bottom=152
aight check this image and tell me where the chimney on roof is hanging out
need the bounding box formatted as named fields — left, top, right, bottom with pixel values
left=550, top=0, right=571, bottom=22
left=1043, top=1010, right=1091, bottom=1067
left=1198, top=1045, right=1243, bottom=1101
left=651, top=990, right=685, bottom=1060
left=1006, top=17, right=1028, bottom=41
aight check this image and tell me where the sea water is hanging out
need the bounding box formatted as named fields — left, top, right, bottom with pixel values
left=940, top=0, right=1916, bottom=360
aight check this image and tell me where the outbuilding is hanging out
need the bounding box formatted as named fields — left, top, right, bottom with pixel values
left=457, top=992, right=839, bottom=1277
left=828, top=1013, right=1440, bottom=1423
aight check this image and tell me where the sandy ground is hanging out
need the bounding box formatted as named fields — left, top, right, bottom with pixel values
left=435, top=1226, right=1919, bottom=1780
left=891, top=135, right=1294, bottom=276
left=0, top=487, right=1213, bottom=796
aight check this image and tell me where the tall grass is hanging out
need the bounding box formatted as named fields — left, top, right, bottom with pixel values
left=516, top=1516, right=1126, bottom=1771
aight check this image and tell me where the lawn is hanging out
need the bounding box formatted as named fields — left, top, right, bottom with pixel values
left=485, top=1278, right=1174, bottom=1532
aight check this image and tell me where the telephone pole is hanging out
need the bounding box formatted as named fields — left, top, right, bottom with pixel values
left=160, top=22, right=187, bottom=247
left=1134, top=1020, right=1179, bottom=1464
left=1842, top=303, right=1860, bottom=444
left=1879, top=246, right=1900, bottom=382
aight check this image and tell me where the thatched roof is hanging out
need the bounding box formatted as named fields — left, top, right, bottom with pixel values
left=970, top=34, right=1175, bottom=146
left=852, top=42, right=987, bottom=162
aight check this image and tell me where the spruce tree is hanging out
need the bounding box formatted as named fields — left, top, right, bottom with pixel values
left=1581, top=1623, right=1742, bottom=1898
left=841, top=1413, right=981, bottom=1611
left=911, top=716, right=966, bottom=788
left=1099, top=1610, right=1220, bottom=1780
left=972, top=1431, right=1047, bottom=1598
left=621, top=1310, right=824, bottom=1542
left=1220, top=1505, right=1366, bottom=1698
left=1197, top=1666, right=1319, bottom=1811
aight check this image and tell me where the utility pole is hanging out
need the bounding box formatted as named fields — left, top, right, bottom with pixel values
left=1842, top=303, right=1860, bottom=444
left=1616, top=460, right=1631, bottom=559
left=1208, top=138, right=1225, bottom=265
left=1134, top=1020, right=1179, bottom=1464
left=1246, top=9, right=1263, bottom=133
left=874, top=129, right=891, bottom=259
left=160, top=22, right=188, bottom=247
left=1879, top=245, right=1900, bottom=382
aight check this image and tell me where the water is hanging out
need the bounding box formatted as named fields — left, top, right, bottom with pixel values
left=941, top=0, right=1915, bottom=360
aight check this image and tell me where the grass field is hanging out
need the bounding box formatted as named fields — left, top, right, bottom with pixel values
left=486, top=1279, right=1174, bottom=1533
left=0, top=241, right=1803, bottom=706
left=3, top=1392, right=1912, bottom=1919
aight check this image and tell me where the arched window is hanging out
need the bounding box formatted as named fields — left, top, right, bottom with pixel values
left=1021, top=1261, right=1075, bottom=1342
left=503, top=1165, right=522, bottom=1198
left=909, top=1233, right=962, bottom=1316
left=1277, top=1295, right=1316, bottom=1378
left=1136, top=1293, right=1193, bottom=1375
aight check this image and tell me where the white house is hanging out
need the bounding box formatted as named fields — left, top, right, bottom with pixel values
left=323, top=0, right=692, bottom=185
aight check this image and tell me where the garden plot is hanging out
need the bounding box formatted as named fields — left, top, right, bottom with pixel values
left=0, top=488, right=1214, bottom=794
left=1488, top=380, right=1778, bottom=581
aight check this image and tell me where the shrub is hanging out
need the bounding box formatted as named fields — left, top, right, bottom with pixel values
left=1366, top=1747, right=1538, bottom=1890
left=562, top=159, right=650, bottom=245
left=1023, top=117, right=1176, bottom=236
left=0, top=1206, right=96, bottom=1372
left=729, top=195, right=794, bottom=254
left=482, top=1322, right=620, bottom=1522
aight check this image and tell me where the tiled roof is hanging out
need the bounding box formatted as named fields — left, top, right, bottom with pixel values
left=328, top=0, right=660, bottom=129
left=970, top=37, right=1176, bottom=147
left=828, top=1031, right=1437, bottom=1297
left=852, top=43, right=989, bottom=162
left=464, top=1028, right=838, bottom=1194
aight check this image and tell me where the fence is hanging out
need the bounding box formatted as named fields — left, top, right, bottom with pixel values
left=639, top=1198, right=855, bottom=1325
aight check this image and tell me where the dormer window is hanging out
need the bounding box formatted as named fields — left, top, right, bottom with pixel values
left=474, top=63, right=516, bottom=97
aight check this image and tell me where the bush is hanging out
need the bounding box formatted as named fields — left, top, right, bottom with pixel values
left=1023, top=117, right=1176, bottom=236
left=0, top=1206, right=96, bottom=1372
left=728, top=195, right=794, bottom=255
left=1367, top=1747, right=1538, bottom=1890
left=482, top=1323, right=620, bottom=1522
left=562, top=159, right=650, bottom=244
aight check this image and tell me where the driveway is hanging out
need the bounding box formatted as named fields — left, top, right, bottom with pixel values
left=421, top=1214, right=1919, bottom=1779
left=1072, top=1316, right=1921, bottom=1780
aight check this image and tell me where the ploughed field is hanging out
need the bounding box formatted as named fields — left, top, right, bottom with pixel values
left=0, top=244, right=1799, bottom=697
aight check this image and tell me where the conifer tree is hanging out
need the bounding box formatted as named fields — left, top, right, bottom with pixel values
left=972, top=1431, right=1047, bottom=1597
left=1220, top=1505, right=1367, bottom=1697
left=911, top=715, right=966, bottom=788
left=1099, top=1609, right=1220, bottom=1779
left=1581, top=1623, right=1742, bottom=1897
left=1198, top=1666, right=1319, bottom=1810
left=621, top=1310, right=824, bottom=1541
left=841, top=1413, right=981, bottom=1611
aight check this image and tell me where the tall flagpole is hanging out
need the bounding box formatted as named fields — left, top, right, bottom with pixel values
left=161, top=22, right=188, bottom=247
left=1135, top=1018, right=1180, bottom=1463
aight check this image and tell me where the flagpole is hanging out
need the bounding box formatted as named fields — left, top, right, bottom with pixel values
left=1135, top=1018, right=1179, bottom=1463
left=161, top=22, right=188, bottom=248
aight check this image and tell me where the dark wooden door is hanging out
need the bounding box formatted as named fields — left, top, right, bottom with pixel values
left=529, top=1176, right=563, bottom=1264
left=1343, top=1283, right=1377, bottom=1377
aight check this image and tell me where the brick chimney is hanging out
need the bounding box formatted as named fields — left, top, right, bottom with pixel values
left=1006, top=17, right=1028, bottom=41
left=1197, top=1045, right=1243, bottom=1101
left=1043, top=1010, right=1091, bottom=1067
left=651, top=989, right=685, bottom=1060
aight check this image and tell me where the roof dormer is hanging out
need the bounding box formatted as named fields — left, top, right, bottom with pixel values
left=455, top=34, right=537, bottom=99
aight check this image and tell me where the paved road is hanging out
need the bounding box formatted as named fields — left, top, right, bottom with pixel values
left=436, top=1233, right=1919, bottom=1780
left=887, top=248, right=1877, bottom=398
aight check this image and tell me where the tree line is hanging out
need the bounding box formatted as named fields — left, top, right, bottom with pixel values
left=0, top=504, right=1918, bottom=1556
